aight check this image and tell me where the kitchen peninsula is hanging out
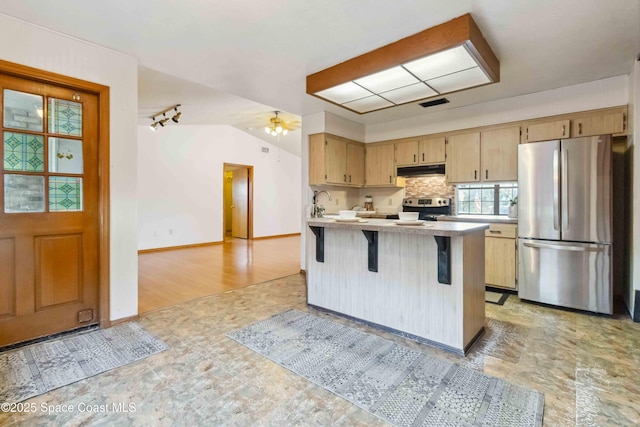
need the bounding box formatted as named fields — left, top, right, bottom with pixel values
left=306, top=218, right=489, bottom=355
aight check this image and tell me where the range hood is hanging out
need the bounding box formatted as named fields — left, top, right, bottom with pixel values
left=397, top=164, right=445, bottom=177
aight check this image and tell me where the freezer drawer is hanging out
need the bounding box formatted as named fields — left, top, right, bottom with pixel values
left=518, top=239, right=611, bottom=314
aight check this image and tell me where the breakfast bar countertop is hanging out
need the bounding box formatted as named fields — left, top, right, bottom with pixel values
left=307, top=217, right=489, bottom=236
left=438, top=215, right=518, bottom=224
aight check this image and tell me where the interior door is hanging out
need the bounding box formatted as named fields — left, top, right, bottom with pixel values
left=231, top=168, right=248, bottom=239
left=0, top=74, right=99, bottom=347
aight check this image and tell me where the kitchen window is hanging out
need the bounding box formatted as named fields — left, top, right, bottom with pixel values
left=456, top=183, right=517, bottom=215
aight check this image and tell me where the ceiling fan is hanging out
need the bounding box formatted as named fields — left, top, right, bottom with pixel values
left=264, top=111, right=300, bottom=136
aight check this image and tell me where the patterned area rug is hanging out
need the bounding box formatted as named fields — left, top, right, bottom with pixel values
left=228, top=309, right=544, bottom=427
left=0, top=322, right=168, bottom=403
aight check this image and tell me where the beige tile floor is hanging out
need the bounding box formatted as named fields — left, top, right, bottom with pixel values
left=2, top=274, right=640, bottom=426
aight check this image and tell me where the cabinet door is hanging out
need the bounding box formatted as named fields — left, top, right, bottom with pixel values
left=485, top=236, right=516, bottom=289
left=395, top=140, right=419, bottom=166
left=366, top=144, right=396, bottom=186
left=572, top=112, right=625, bottom=137
left=308, top=133, right=326, bottom=185
left=419, top=137, right=446, bottom=164
left=446, top=132, right=480, bottom=183
left=481, top=127, right=519, bottom=181
left=346, top=143, right=365, bottom=186
left=325, top=136, right=347, bottom=184
left=524, top=120, right=570, bottom=143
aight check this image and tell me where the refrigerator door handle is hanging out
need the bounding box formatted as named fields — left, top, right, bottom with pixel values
left=522, top=241, right=604, bottom=252
left=553, top=148, right=560, bottom=231
left=562, top=148, right=569, bottom=232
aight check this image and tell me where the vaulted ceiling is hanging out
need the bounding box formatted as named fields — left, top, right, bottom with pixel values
left=1, top=0, right=638, bottom=155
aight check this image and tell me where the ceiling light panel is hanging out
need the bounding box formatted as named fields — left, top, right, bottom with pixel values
left=354, top=66, right=420, bottom=93
left=426, top=66, right=490, bottom=93
left=316, top=82, right=372, bottom=104
left=403, top=46, right=478, bottom=81
left=343, top=95, right=394, bottom=113
left=379, top=82, right=438, bottom=104
left=306, top=14, right=500, bottom=114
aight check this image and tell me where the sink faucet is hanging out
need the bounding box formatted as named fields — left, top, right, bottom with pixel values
left=312, top=190, right=331, bottom=217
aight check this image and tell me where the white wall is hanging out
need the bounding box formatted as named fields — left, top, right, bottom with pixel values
left=0, top=14, right=139, bottom=321
left=366, top=76, right=629, bottom=142
left=138, top=125, right=301, bottom=250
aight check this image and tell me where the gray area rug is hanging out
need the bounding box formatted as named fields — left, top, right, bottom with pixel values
left=0, top=322, right=168, bottom=403
left=228, top=309, right=544, bottom=427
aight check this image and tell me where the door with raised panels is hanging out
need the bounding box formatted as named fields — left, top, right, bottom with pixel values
left=0, top=74, right=99, bottom=347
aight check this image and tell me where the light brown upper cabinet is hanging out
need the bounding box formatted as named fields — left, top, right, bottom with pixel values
left=420, top=137, right=446, bottom=164
left=523, top=119, right=570, bottom=143
left=445, top=132, right=481, bottom=183
left=308, top=133, right=364, bottom=187
left=395, top=140, right=419, bottom=166
left=346, top=143, right=365, bottom=186
left=395, top=137, right=446, bottom=167
left=366, top=144, right=399, bottom=187
left=480, top=126, right=519, bottom=182
left=572, top=112, right=625, bottom=137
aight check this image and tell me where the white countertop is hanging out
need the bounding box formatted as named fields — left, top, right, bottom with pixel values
left=438, top=215, right=517, bottom=224
left=307, top=217, right=489, bottom=236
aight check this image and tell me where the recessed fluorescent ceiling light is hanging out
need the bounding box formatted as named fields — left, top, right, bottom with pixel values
left=380, top=82, right=438, bottom=104
left=354, top=66, right=419, bottom=93
left=343, top=95, right=394, bottom=113
left=316, top=82, right=372, bottom=104
left=306, top=14, right=499, bottom=114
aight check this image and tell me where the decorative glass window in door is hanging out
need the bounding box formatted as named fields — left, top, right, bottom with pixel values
left=3, top=89, right=83, bottom=213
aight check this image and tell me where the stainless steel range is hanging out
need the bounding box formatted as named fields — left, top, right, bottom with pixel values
left=387, top=197, right=451, bottom=220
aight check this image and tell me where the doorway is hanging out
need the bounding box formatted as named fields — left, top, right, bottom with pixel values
left=0, top=61, right=109, bottom=347
left=223, top=164, right=253, bottom=241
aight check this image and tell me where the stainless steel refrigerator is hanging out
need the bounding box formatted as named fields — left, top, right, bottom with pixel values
left=518, top=135, right=612, bottom=314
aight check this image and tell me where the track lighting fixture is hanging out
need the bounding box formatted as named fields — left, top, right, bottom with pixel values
left=148, top=104, right=182, bottom=131
left=171, top=107, right=182, bottom=123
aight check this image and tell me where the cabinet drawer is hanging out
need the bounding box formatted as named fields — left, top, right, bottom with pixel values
left=485, top=223, right=517, bottom=238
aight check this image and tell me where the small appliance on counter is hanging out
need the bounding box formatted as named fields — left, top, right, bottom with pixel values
left=386, top=197, right=451, bottom=221
left=364, top=195, right=374, bottom=212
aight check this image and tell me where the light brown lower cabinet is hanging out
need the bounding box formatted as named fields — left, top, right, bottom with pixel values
left=485, top=224, right=517, bottom=290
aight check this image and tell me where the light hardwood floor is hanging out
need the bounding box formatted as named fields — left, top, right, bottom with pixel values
left=138, top=235, right=301, bottom=313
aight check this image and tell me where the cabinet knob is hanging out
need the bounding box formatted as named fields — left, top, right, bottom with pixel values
left=349, top=175, right=352, bottom=183
left=389, top=175, right=392, bottom=183
left=578, top=122, right=582, bottom=135
left=474, top=170, right=477, bottom=180
left=485, top=170, right=488, bottom=179
left=413, top=154, right=416, bottom=163
left=344, top=174, right=346, bottom=182
left=422, top=153, right=425, bottom=162
left=562, top=124, right=566, bottom=136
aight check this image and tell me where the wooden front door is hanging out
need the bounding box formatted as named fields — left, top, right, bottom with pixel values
left=0, top=73, right=99, bottom=347
left=231, top=168, right=248, bottom=239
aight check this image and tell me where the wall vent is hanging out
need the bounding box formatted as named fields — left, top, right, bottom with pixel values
left=261, top=147, right=269, bottom=153
left=419, top=98, right=449, bottom=108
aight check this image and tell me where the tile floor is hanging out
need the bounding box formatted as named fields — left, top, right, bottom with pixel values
left=1, top=274, right=639, bottom=426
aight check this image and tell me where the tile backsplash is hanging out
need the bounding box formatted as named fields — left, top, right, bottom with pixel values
left=404, top=175, right=456, bottom=212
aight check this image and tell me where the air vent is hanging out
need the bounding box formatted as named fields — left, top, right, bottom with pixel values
left=261, top=147, right=270, bottom=153
left=419, top=98, right=449, bottom=108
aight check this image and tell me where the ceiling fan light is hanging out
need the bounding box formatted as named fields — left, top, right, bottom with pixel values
left=271, top=130, right=277, bottom=136
left=265, top=127, right=271, bottom=134
left=283, top=129, right=288, bottom=136
left=276, top=126, right=283, bottom=133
